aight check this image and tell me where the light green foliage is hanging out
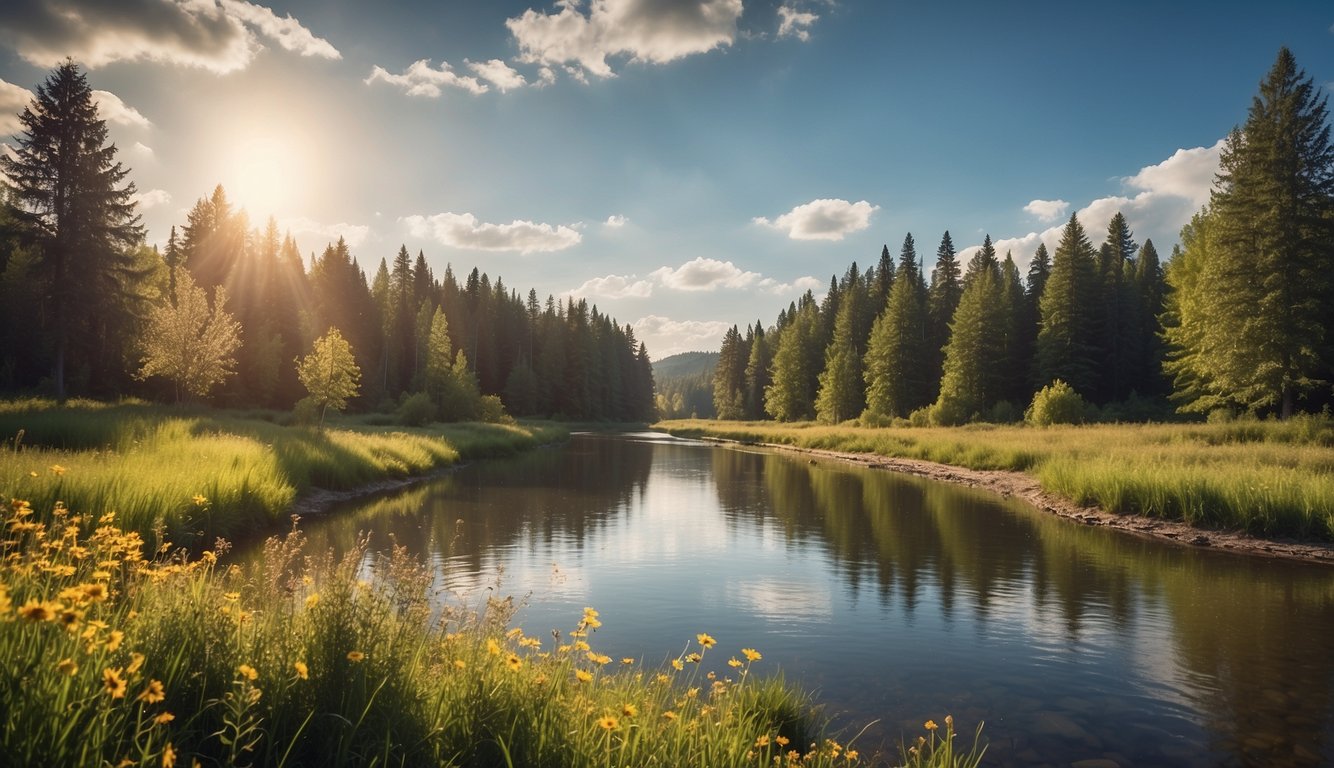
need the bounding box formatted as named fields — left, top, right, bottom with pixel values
left=1025, top=380, right=1087, bottom=426
left=1036, top=214, right=1100, bottom=397
left=136, top=267, right=241, bottom=402
left=864, top=235, right=931, bottom=419
left=932, top=238, right=1003, bottom=425
left=765, top=302, right=819, bottom=421
left=396, top=391, right=436, bottom=426
left=297, top=329, right=361, bottom=429
left=815, top=296, right=864, bottom=423
left=713, top=325, right=748, bottom=420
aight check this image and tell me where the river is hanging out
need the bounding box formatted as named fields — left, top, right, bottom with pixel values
left=275, top=432, right=1334, bottom=767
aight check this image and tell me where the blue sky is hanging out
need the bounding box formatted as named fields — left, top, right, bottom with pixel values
left=1, top=0, right=1331, bottom=358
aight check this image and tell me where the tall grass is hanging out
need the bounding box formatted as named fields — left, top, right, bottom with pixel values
left=0, top=500, right=981, bottom=766
left=0, top=400, right=566, bottom=544
left=662, top=417, right=1334, bottom=540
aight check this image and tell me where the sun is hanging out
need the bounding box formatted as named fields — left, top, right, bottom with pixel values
left=219, top=129, right=313, bottom=221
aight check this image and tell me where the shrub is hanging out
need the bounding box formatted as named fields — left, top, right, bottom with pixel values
left=396, top=392, right=436, bottom=427
left=477, top=395, right=512, bottom=424
left=1025, top=380, right=1087, bottom=426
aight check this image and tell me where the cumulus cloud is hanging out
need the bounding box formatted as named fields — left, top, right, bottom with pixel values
left=91, top=90, right=152, bottom=128
left=603, top=214, right=628, bottom=228
left=572, top=274, right=654, bottom=299
left=365, top=60, right=487, bottom=97
left=466, top=59, right=527, bottom=92
left=632, top=314, right=733, bottom=358
left=955, top=139, right=1225, bottom=272
left=757, top=274, right=823, bottom=295
left=505, top=0, right=744, bottom=79
left=776, top=4, right=819, bottom=41
left=650, top=257, right=760, bottom=291
left=1023, top=198, right=1068, bottom=223
left=132, top=188, right=171, bottom=210
left=0, top=0, right=339, bottom=74
left=280, top=216, right=371, bottom=249
left=754, top=198, right=879, bottom=241
left=131, top=141, right=155, bottom=157
left=402, top=212, right=582, bottom=254
left=0, top=78, right=34, bottom=135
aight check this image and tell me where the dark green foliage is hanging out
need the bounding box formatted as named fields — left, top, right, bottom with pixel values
left=933, top=237, right=1004, bottom=424
left=927, top=230, right=962, bottom=397
left=765, top=298, right=820, bottom=421
left=815, top=290, right=864, bottom=423
left=863, top=233, right=931, bottom=418
left=713, top=325, right=749, bottom=419
left=743, top=324, right=772, bottom=419
left=654, top=352, right=718, bottom=419
left=1035, top=214, right=1101, bottom=396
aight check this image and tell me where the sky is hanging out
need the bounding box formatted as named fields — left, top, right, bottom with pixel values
left=0, top=0, right=1331, bottom=360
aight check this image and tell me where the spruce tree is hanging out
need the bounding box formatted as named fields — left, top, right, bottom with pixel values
left=0, top=61, right=145, bottom=399
left=815, top=296, right=864, bottom=423
left=713, top=325, right=748, bottom=419
left=1096, top=212, right=1143, bottom=402
left=863, top=234, right=930, bottom=418
left=1035, top=213, right=1100, bottom=397
left=933, top=243, right=1004, bottom=424
left=997, top=253, right=1029, bottom=406
left=927, top=231, right=962, bottom=395
left=765, top=301, right=819, bottom=421
left=743, top=323, right=772, bottom=419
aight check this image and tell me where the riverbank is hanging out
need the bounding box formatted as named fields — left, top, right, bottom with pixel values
left=659, top=419, right=1334, bottom=564
left=0, top=398, right=567, bottom=544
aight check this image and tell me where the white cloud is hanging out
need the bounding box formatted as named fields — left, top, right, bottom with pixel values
left=131, top=141, right=154, bottom=157
left=506, top=0, right=744, bottom=79
left=0, top=78, right=34, bottom=135
left=603, top=214, right=628, bottom=228
left=757, top=275, right=823, bottom=295
left=280, top=216, right=371, bottom=249
left=133, top=188, right=171, bottom=210
left=754, top=198, right=879, bottom=241
left=632, top=314, right=733, bottom=358
left=1023, top=198, right=1068, bottom=223
left=776, top=5, right=819, bottom=41
left=650, top=257, right=760, bottom=291
left=365, top=60, right=488, bottom=97
left=91, top=90, right=151, bottom=128
left=572, top=274, right=654, bottom=299
left=466, top=59, right=527, bottom=92
left=0, top=0, right=338, bottom=74
left=955, top=139, right=1225, bottom=273
left=401, top=212, right=582, bottom=254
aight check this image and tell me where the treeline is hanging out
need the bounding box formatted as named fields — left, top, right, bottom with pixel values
left=0, top=62, right=654, bottom=422
left=714, top=48, right=1333, bottom=424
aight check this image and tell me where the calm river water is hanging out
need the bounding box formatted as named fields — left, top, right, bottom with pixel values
left=284, top=432, right=1334, bottom=767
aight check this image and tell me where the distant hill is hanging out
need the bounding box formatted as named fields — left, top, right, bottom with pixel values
left=652, top=351, right=718, bottom=381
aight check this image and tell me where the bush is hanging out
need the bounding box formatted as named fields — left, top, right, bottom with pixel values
left=397, top=392, right=437, bottom=427
left=477, top=395, right=512, bottom=424
left=1025, top=380, right=1087, bottom=426
left=292, top=396, right=320, bottom=427
left=908, top=406, right=933, bottom=427
left=986, top=400, right=1021, bottom=424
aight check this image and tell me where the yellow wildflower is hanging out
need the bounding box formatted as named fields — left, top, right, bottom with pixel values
left=223, top=592, right=240, bottom=602
left=776, top=736, right=790, bottom=746
left=18, top=598, right=61, bottom=622
left=742, top=648, right=761, bottom=662
left=56, top=658, right=78, bottom=676
left=696, top=632, right=716, bottom=649
left=293, top=661, right=308, bottom=680
left=924, top=720, right=938, bottom=731
left=201, top=551, right=217, bottom=566
left=453, top=659, right=466, bottom=670
left=127, top=652, right=145, bottom=675
left=346, top=651, right=365, bottom=662
left=756, top=735, right=771, bottom=747
left=728, top=657, right=743, bottom=668
left=139, top=679, right=166, bottom=704
left=575, top=669, right=593, bottom=683
left=685, top=652, right=701, bottom=664
left=573, top=640, right=590, bottom=652
left=587, top=652, right=611, bottom=666
left=487, top=638, right=501, bottom=656
left=49, top=464, right=67, bottom=476
left=621, top=703, right=638, bottom=718
left=505, top=653, right=522, bottom=671
left=671, top=658, right=684, bottom=671
left=191, top=494, right=207, bottom=506
left=305, top=593, right=320, bottom=609
left=103, top=667, right=127, bottom=698
left=162, top=742, right=176, bottom=768
left=154, top=712, right=175, bottom=725
left=845, top=749, right=859, bottom=761
left=596, top=714, right=618, bottom=731
left=105, top=630, right=125, bottom=652
left=237, top=664, right=258, bottom=681
left=655, top=673, right=671, bottom=684
left=662, top=710, right=677, bottom=722
left=57, top=608, right=83, bottom=632
left=621, top=657, right=634, bottom=665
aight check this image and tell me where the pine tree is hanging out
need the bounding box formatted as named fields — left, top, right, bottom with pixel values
left=136, top=267, right=241, bottom=402
left=1095, top=212, right=1143, bottom=402
left=765, top=301, right=819, bottom=421
left=1167, top=48, right=1334, bottom=416
left=1035, top=213, right=1100, bottom=397
left=743, top=323, right=772, bottom=419
left=927, top=231, right=962, bottom=395
left=997, top=253, right=1029, bottom=406
left=815, top=296, right=864, bottom=423
left=1133, top=238, right=1167, bottom=395
left=0, top=61, right=145, bottom=399
left=863, top=234, right=930, bottom=418
left=933, top=241, right=1004, bottom=424
left=712, top=325, right=748, bottom=419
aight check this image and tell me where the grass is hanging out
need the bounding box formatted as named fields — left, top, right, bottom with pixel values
left=659, top=417, right=1334, bottom=541
left=0, top=500, right=982, bottom=767
left=0, top=398, right=567, bottom=545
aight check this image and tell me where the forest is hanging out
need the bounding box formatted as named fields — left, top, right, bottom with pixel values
left=0, top=62, right=656, bottom=424
left=711, top=48, right=1334, bottom=426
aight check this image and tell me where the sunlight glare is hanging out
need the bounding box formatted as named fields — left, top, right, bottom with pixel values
left=219, top=130, right=313, bottom=221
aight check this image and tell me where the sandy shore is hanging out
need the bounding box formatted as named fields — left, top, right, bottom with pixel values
left=699, top=437, right=1334, bottom=566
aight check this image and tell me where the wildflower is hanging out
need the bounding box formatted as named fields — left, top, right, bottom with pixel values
left=685, top=652, right=702, bottom=664
left=597, top=714, right=619, bottom=731
left=924, top=720, right=938, bottom=732
left=127, top=652, right=145, bottom=675
left=81, top=583, right=108, bottom=602
left=191, top=494, right=207, bottom=506
left=621, top=657, right=635, bottom=665
left=162, top=742, right=176, bottom=768
left=27, top=471, right=37, bottom=478
left=487, top=638, right=501, bottom=656
left=756, top=735, right=770, bottom=747
left=154, top=712, right=175, bottom=726
left=686, top=687, right=699, bottom=699
left=845, top=749, right=859, bottom=761
left=293, top=661, right=308, bottom=680
left=49, top=464, right=67, bottom=476
left=57, top=608, right=83, bottom=632
left=305, top=593, right=319, bottom=609
left=662, top=710, right=678, bottom=722
left=201, top=551, right=217, bottom=565
left=453, top=659, right=466, bottom=670
left=945, top=714, right=953, bottom=729
left=346, top=651, right=365, bottom=663
left=575, top=669, right=593, bottom=683
left=238, top=664, right=258, bottom=681
left=671, top=658, right=684, bottom=671
left=520, top=637, right=542, bottom=649
left=223, top=592, right=240, bottom=602
left=505, top=653, right=522, bottom=671
left=621, top=703, right=638, bottom=717
left=139, top=679, right=166, bottom=704
left=56, top=658, right=78, bottom=676
left=103, top=667, right=127, bottom=698
left=573, top=640, right=590, bottom=652
left=587, top=652, right=611, bottom=666
left=696, top=633, right=716, bottom=649
left=728, top=657, right=743, bottom=668
left=655, top=673, right=671, bottom=684
left=18, top=598, right=60, bottom=622
left=582, top=607, right=599, bottom=620
left=742, top=648, right=762, bottom=662
left=776, top=736, right=790, bottom=746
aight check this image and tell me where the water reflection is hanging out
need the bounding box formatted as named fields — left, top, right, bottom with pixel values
left=273, top=435, right=1334, bottom=767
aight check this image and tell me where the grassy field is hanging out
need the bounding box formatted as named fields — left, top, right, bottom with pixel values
left=0, top=399, right=567, bottom=545
left=1, top=500, right=986, bottom=767
left=659, top=417, right=1334, bottom=541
